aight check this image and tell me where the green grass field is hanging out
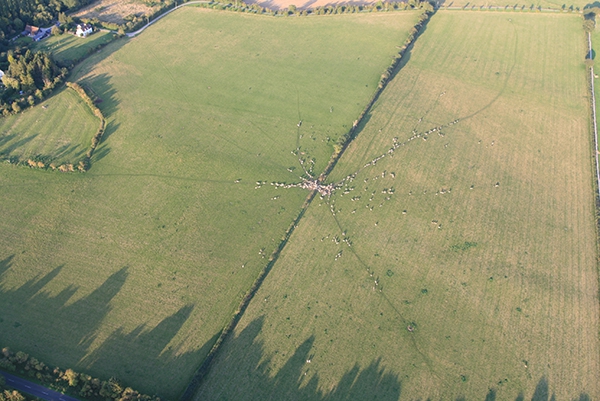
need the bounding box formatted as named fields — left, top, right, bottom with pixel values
left=195, top=12, right=600, bottom=400
left=0, top=9, right=420, bottom=398
left=0, top=87, right=99, bottom=165
left=32, top=31, right=117, bottom=66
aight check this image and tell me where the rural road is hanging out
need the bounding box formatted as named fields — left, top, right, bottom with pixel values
left=126, top=1, right=211, bottom=38
left=0, top=370, right=80, bottom=401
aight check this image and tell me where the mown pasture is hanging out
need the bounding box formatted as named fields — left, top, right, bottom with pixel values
left=0, top=9, right=420, bottom=398
left=195, top=12, right=600, bottom=400
left=32, top=31, right=117, bottom=66
left=0, top=87, right=98, bottom=165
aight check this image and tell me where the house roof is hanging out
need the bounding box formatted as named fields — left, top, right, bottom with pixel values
left=24, top=25, right=39, bottom=35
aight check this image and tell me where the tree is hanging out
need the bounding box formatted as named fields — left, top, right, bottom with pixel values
left=58, top=12, right=73, bottom=26
left=14, top=351, right=28, bottom=364
left=51, top=25, right=61, bottom=36
left=12, top=18, right=24, bottom=32
left=584, top=18, right=596, bottom=32
left=64, top=369, right=79, bottom=387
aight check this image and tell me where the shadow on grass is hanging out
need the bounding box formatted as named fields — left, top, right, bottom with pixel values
left=191, top=316, right=403, bottom=401
left=88, top=121, right=119, bottom=166
left=69, top=37, right=129, bottom=82
left=0, top=133, right=18, bottom=150
left=192, top=315, right=594, bottom=401
left=78, top=73, right=120, bottom=120
left=461, top=377, right=591, bottom=401
left=54, top=33, right=119, bottom=67
left=0, top=255, right=212, bottom=399
left=0, top=134, right=38, bottom=156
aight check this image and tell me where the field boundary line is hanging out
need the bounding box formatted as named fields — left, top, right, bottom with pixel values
left=181, top=10, right=436, bottom=401
left=180, top=190, right=317, bottom=401
left=320, top=9, right=433, bottom=181
left=126, top=1, right=211, bottom=38
left=588, top=31, right=600, bottom=195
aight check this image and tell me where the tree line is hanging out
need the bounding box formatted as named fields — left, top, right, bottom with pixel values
left=0, top=377, right=26, bottom=401
left=0, top=47, right=67, bottom=115
left=66, top=81, right=106, bottom=169
left=0, top=0, right=97, bottom=39
left=198, top=0, right=433, bottom=15
left=0, top=348, right=162, bottom=401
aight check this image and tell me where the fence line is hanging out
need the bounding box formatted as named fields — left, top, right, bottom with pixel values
left=588, top=32, right=600, bottom=195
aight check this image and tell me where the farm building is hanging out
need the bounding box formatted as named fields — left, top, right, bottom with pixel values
left=23, top=25, right=50, bottom=41
left=76, top=24, right=93, bottom=38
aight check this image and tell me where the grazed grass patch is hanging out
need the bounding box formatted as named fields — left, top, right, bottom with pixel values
left=0, top=9, right=420, bottom=399
left=195, top=12, right=599, bottom=401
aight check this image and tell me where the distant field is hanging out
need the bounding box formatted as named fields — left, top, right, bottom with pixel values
left=0, top=87, right=98, bottom=166
left=440, top=1, right=587, bottom=9
left=243, top=0, right=587, bottom=11
left=72, top=0, right=159, bottom=24
left=32, top=31, right=117, bottom=66
left=0, top=9, right=419, bottom=399
left=196, top=12, right=599, bottom=400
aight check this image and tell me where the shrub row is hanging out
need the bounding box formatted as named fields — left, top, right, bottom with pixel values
left=0, top=348, right=161, bottom=401
left=179, top=191, right=317, bottom=401
left=453, top=3, right=579, bottom=12
left=0, top=388, right=27, bottom=401
left=320, top=7, right=432, bottom=180
left=0, top=83, right=104, bottom=173
left=66, top=81, right=106, bottom=168
left=195, top=0, right=432, bottom=15
left=54, top=32, right=120, bottom=69
left=81, top=2, right=177, bottom=33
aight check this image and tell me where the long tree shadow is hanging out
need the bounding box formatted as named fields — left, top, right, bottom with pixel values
left=0, top=256, right=210, bottom=399
left=78, top=73, right=120, bottom=120
left=53, top=33, right=121, bottom=68
left=192, top=316, right=594, bottom=401
left=191, top=316, right=403, bottom=401
left=69, top=37, right=129, bottom=82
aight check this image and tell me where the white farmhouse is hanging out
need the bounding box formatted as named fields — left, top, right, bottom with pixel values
left=76, top=24, right=93, bottom=38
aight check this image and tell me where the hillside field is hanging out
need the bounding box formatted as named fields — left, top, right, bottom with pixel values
left=0, top=9, right=420, bottom=399
left=0, top=87, right=99, bottom=166
left=195, top=12, right=600, bottom=400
